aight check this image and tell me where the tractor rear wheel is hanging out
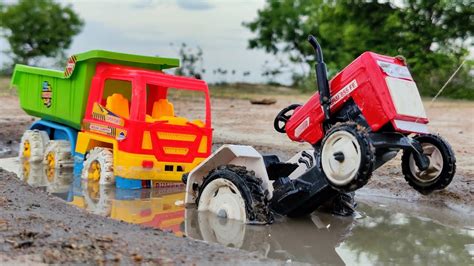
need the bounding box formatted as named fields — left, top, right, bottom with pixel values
left=319, top=123, right=375, bottom=192
left=401, top=134, right=456, bottom=195
left=197, top=165, right=273, bottom=224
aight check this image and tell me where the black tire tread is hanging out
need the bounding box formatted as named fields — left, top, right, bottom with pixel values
left=401, top=134, right=456, bottom=195
left=319, top=122, right=375, bottom=192
left=197, top=164, right=274, bottom=224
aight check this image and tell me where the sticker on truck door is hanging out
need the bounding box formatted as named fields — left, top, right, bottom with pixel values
left=92, top=103, right=125, bottom=126
left=84, top=122, right=128, bottom=141
left=41, top=81, right=52, bottom=108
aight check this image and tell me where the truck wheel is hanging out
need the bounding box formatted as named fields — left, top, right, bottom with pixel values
left=19, top=130, right=49, bottom=162
left=43, top=140, right=73, bottom=179
left=43, top=140, right=73, bottom=185
left=401, top=134, right=456, bottom=195
left=197, top=165, right=273, bottom=224
left=319, top=123, right=375, bottom=192
left=81, top=147, right=115, bottom=185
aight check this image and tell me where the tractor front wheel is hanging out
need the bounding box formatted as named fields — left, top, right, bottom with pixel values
left=401, top=134, right=456, bottom=195
left=319, top=123, right=375, bottom=192
left=81, top=147, right=115, bottom=185
left=197, top=165, right=273, bottom=224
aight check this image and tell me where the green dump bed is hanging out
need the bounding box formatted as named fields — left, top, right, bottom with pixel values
left=11, top=50, right=180, bottom=130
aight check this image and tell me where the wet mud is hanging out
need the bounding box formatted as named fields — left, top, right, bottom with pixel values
left=0, top=169, right=277, bottom=264
left=1, top=160, right=472, bottom=265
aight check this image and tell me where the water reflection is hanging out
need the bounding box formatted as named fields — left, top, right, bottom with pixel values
left=19, top=159, right=72, bottom=195
left=339, top=208, right=474, bottom=265
left=13, top=160, right=474, bottom=265
left=186, top=209, right=354, bottom=264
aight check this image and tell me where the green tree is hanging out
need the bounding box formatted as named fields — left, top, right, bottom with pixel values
left=0, top=0, right=84, bottom=67
left=244, top=0, right=473, bottom=99
left=172, top=42, right=205, bottom=79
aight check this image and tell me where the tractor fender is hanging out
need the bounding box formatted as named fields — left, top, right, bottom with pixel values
left=184, top=144, right=271, bottom=206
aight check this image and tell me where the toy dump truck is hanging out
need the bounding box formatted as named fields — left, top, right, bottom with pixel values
left=12, top=50, right=212, bottom=189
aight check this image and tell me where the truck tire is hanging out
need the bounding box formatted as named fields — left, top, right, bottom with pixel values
left=19, top=130, right=50, bottom=162
left=43, top=140, right=73, bottom=171
left=319, top=122, right=375, bottom=192
left=81, top=147, right=115, bottom=185
left=196, top=165, right=273, bottom=224
left=401, top=134, right=456, bottom=195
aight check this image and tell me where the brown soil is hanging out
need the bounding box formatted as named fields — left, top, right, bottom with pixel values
left=0, top=96, right=32, bottom=158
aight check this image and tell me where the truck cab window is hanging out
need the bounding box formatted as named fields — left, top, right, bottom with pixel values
left=102, top=79, right=132, bottom=119
left=145, top=84, right=206, bottom=127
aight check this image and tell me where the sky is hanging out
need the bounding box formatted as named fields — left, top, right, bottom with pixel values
left=2, top=0, right=470, bottom=84
left=1, top=0, right=294, bottom=84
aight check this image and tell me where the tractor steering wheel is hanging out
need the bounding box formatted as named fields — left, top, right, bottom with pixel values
left=273, top=104, right=301, bottom=133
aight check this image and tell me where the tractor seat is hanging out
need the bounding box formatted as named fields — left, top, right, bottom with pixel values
left=106, top=93, right=130, bottom=119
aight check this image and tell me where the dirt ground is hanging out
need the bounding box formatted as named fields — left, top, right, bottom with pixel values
left=0, top=87, right=473, bottom=263
left=0, top=170, right=278, bottom=265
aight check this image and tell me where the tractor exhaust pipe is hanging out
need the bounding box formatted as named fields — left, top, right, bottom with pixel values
left=308, top=35, right=330, bottom=121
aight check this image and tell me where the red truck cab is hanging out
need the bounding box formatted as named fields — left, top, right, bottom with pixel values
left=77, top=63, right=212, bottom=188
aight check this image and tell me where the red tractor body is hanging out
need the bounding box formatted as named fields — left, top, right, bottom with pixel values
left=286, top=52, right=429, bottom=145
left=271, top=36, right=456, bottom=196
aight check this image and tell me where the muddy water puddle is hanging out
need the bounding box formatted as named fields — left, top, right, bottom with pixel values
left=0, top=157, right=473, bottom=265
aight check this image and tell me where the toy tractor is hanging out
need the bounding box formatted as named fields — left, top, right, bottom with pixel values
left=184, top=35, right=456, bottom=224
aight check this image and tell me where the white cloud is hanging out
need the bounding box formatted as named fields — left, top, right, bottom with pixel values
left=2, top=0, right=294, bottom=84
left=175, top=0, right=214, bottom=11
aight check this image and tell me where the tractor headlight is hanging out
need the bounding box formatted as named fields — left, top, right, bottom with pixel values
left=377, top=60, right=412, bottom=80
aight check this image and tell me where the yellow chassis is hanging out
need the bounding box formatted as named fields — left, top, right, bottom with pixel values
left=76, top=132, right=205, bottom=182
